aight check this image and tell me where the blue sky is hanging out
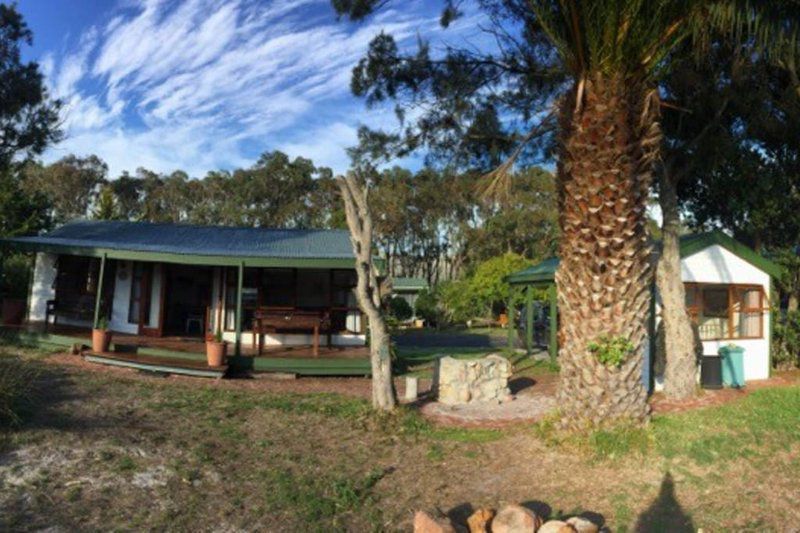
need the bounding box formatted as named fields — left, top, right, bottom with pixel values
left=19, top=0, right=487, bottom=178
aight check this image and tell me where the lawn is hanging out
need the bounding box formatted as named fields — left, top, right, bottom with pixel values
left=2, top=348, right=800, bottom=531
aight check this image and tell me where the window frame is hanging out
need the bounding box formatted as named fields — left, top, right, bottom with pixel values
left=684, top=282, right=768, bottom=341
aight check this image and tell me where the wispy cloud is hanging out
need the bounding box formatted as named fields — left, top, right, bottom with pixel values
left=40, top=0, right=478, bottom=177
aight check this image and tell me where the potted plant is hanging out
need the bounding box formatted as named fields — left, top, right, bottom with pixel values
left=206, top=327, right=227, bottom=367
left=92, top=316, right=112, bottom=353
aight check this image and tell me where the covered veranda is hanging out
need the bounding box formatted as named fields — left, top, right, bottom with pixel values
left=0, top=220, right=371, bottom=377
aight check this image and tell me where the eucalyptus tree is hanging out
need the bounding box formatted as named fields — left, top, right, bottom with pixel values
left=334, top=1, right=799, bottom=427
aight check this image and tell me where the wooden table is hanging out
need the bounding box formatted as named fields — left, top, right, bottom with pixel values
left=251, top=310, right=330, bottom=356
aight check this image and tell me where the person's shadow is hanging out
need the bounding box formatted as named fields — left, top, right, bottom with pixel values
left=635, top=472, right=695, bottom=532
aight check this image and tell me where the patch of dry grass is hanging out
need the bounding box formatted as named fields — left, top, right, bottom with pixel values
left=1, top=348, right=799, bottom=531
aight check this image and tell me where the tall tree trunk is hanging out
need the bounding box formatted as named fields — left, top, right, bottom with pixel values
left=555, top=75, right=656, bottom=429
left=658, top=171, right=699, bottom=399
left=337, top=173, right=396, bottom=411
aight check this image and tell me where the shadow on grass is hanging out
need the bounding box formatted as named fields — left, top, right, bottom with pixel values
left=634, top=472, right=694, bottom=532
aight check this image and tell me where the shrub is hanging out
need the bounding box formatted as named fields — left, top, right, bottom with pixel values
left=413, top=288, right=442, bottom=327
left=0, top=355, right=40, bottom=427
left=1, top=253, right=32, bottom=299
left=439, top=253, right=532, bottom=324
left=773, top=310, right=800, bottom=368
left=588, top=335, right=634, bottom=368
left=387, top=296, right=413, bottom=321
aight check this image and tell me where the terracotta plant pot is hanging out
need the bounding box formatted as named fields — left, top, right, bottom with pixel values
left=92, top=328, right=112, bottom=353
left=1, top=298, right=26, bottom=325
left=206, top=341, right=227, bottom=367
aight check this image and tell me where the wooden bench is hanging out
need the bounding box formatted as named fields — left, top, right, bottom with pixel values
left=251, top=309, right=331, bottom=357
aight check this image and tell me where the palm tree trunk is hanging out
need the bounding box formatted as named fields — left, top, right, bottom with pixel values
left=658, top=171, right=699, bottom=399
left=555, top=75, right=656, bottom=429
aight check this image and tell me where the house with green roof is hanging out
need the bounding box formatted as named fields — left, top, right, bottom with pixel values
left=507, top=231, right=782, bottom=389
left=1, top=220, right=370, bottom=376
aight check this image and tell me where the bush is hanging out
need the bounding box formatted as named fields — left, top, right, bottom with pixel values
left=1, top=253, right=33, bottom=299
left=439, top=253, right=532, bottom=324
left=0, top=355, right=40, bottom=427
left=413, top=288, right=442, bottom=327
left=773, top=310, right=800, bottom=368
left=387, top=296, right=413, bottom=321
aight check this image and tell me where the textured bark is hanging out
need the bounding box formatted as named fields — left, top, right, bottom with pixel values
left=337, top=173, right=396, bottom=411
left=555, top=75, right=656, bottom=429
left=658, top=172, right=700, bottom=399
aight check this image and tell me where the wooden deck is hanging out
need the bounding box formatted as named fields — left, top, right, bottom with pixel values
left=0, top=322, right=371, bottom=376
left=85, top=351, right=227, bottom=378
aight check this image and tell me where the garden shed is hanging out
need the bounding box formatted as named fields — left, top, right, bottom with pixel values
left=507, top=232, right=782, bottom=388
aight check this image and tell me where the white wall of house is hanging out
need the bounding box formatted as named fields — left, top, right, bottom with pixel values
left=650, top=244, right=772, bottom=388
left=29, top=252, right=56, bottom=322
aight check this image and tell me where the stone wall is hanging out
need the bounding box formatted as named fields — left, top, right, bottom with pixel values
left=435, top=355, right=512, bottom=405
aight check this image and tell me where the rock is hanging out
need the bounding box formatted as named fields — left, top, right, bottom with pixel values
left=437, top=355, right=512, bottom=405
left=537, top=520, right=576, bottom=533
left=413, top=511, right=456, bottom=533
left=491, top=504, right=542, bottom=533
left=466, top=508, right=495, bottom=533
left=566, top=516, right=599, bottom=533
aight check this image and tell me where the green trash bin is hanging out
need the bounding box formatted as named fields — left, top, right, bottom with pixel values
left=719, top=345, right=745, bottom=388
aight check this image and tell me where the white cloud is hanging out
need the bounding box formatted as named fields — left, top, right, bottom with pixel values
left=40, top=0, right=480, bottom=177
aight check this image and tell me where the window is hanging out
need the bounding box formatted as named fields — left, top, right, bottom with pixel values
left=222, top=267, right=363, bottom=333
left=684, top=283, right=766, bottom=341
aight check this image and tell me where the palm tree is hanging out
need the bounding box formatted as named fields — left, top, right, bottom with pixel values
left=530, top=1, right=797, bottom=427
left=334, top=0, right=799, bottom=427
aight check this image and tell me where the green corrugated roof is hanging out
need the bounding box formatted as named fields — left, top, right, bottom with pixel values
left=392, top=277, right=428, bottom=291
left=507, top=231, right=783, bottom=285
left=2, top=220, right=355, bottom=264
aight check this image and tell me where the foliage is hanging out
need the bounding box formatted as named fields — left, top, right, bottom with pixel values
left=0, top=4, right=61, bottom=169
left=22, top=155, right=107, bottom=223
left=772, top=311, right=800, bottom=369
left=588, top=335, right=634, bottom=368
left=96, top=316, right=109, bottom=331
left=0, top=166, right=51, bottom=237
left=93, top=185, right=118, bottom=220
left=0, top=253, right=31, bottom=299
left=413, top=288, right=441, bottom=327
left=439, top=253, right=530, bottom=324
left=387, top=296, right=412, bottom=321
left=0, top=354, right=40, bottom=427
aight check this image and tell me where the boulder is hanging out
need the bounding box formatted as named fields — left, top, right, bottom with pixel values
left=436, top=355, right=512, bottom=405
left=537, top=520, right=576, bottom=533
left=466, top=508, right=495, bottom=533
left=413, top=511, right=456, bottom=533
left=491, top=504, right=542, bottom=533
left=566, top=516, right=599, bottom=533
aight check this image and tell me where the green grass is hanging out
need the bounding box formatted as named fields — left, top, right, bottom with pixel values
left=263, top=468, right=386, bottom=531
left=548, top=386, right=800, bottom=464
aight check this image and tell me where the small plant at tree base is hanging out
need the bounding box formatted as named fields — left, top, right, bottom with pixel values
left=588, top=335, right=634, bottom=368
left=96, top=316, right=109, bottom=331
